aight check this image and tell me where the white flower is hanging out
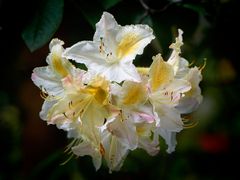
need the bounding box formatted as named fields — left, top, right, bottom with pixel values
left=167, top=29, right=184, bottom=76
left=100, top=126, right=129, bottom=172
left=176, top=67, right=203, bottom=114
left=108, top=80, right=159, bottom=156
left=31, top=39, right=74, bottom=97
left=166, top=29, right=203, bottom=114
left=63, top=12, right=155, bottom=83
left=148, top=54, right=191, bottom=152
left=31, top=17, right=203, bottom=171
left=47, top=75, right=110, bottom=132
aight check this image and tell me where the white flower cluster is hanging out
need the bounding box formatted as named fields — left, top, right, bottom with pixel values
left=32, top=12, right=203, bottom=172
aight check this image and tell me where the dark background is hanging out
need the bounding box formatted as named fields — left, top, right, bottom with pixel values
left=0, top=0, right=240, bottom=179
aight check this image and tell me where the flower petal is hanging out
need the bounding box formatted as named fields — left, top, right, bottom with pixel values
left=93, top=12, right=119, bottom=49
left=63, top=41, right=105, bottom=67
left=167, top=29, right=184, bottom=74
left=149, top=54, right=174, bottom=91
left=119, top=81, right=147, bottom=106
left=138, top=135, right=159, bottom=156
left=101, top=132, right=129, bottom=172
left=151, top=79, right=191, bottom=106
left=72, top=140, right=102, bottom=170
left=115, top=24, right=155, bottom=61
left=154, top=104, right=183, bottom=132
left=177, top=67, right=203, bottom=113
left=157, top=129, right=177, bottom=153
left=105, top=61, right=141, bottom=82
left=32, top=66, right=63, bottom=96
left=39, top=99, right=58, bottom=120
left=136, top=123, right=159, bottom=156
left=106, top=114, right=138, bottom=150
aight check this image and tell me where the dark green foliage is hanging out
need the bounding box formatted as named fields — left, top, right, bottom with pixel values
left=22, top=0, right=64, bottom=52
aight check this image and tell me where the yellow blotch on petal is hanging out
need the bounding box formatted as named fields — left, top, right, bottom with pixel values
left=121, top=82, right=147, bottom=105
left=84, top=76, right=109, bottom=105
left=150, top=54, right=174, bottom=92
left=116, top=33, right=139, bottom=59
left=136, top=125, right=148, bottom=137
left=52, top=52, right=69, bottom=77
left=137, top=67, right=149, bottom=75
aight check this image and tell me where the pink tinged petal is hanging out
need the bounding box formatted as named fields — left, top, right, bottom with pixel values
left=138, top=112, right=155, bottom=123
left=151, top=79, right=191, bottom=107
left=131, top=103, right=156, bottom=123
left=62, top=75, right=72, bottom=87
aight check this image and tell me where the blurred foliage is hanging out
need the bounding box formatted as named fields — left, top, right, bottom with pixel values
left=0, top=0, right=240, bottom=179
left=22, top=0, right=64, bottom=52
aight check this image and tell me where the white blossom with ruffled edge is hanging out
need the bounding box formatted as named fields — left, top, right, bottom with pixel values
left=63, top=12, right=155, bottom=83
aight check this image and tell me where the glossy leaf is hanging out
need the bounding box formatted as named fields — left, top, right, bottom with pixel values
left=181, top=3, right=207, bottom=15
left=100, top=0, right=122, bottom=9
left=22, top=0, right=64, bottom=52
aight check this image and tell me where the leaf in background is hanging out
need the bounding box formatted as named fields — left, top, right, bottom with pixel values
left=77, top=0, right=103, bottom=28
left=181, top=3, right=207, bottom=15
left=22, top=0, right=64, bottom=52
left=99, top=0, right=121, bottom=9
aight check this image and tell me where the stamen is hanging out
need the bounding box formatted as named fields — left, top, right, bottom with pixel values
left=40, top=91, right=48, bottom=99
left=60, top=153, right=74, bottom=165
left=182, top=115, right=198, bottom=129
left=68, top=101, right=73, bottom=109
left=63, top=112, right=69, bottom=119
left=61, top=139, right=82, bottom=165
left=99, top=37, right=105, bottom=54
left=183, top=121, right=198, bottom=129
left=199, top=58, right=207, bottom=71
left=99, top=143, right=105, bottom=156
left=170, top=91, right=174, bottom=101
left=189, top=60, right=196, bottom=67
left=119, top=110, right=124, bottom=122
left=103, top=118, right=107, bottom=125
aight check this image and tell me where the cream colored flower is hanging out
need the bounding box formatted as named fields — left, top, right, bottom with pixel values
left=63, top=12, right=155, bottom=83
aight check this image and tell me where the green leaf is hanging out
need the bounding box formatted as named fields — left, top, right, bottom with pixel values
left=22, top=0, right=64, bottom=52
left=78, top=0, right=103, bottom=28
left=181, top=3, right=207, bottom=15
left=100, top=0, right=121, bottom=9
